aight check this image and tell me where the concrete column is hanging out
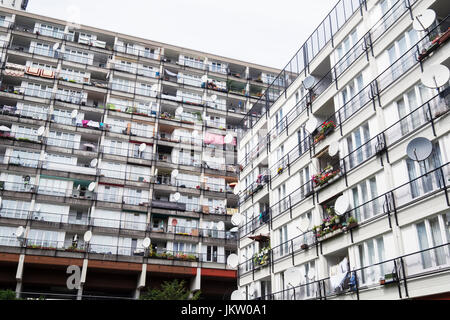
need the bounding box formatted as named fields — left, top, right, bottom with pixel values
left=77, top=258, right=88, bottom=300
left=15, top=254, right=25, bottom=299
left=134, top=263, right=147, bottom=299
left=189, top=267, right=201, bottom=298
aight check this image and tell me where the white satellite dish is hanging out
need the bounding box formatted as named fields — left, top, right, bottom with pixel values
left=201, top=75, right=208, bottom=83
left=71, top=109, right=78, bottom=119
left=35, top=204, right=41, bottom=212
left=285, top=268, right=301, bottom=286
left=335, top=195, right=350, bottom=216
left=224, top=134, right=234, bottom=145
left=142, top=237, right=151, bottom=249
left=88, top=182, right=96, bottom=192
left=303, top=76, right=316, bottom=90
left=83, top=230, right=92, bottom=242
left=407, top=137, right=433, bottom=162
left=305, top=117, right=318, bottom=134
left=151, top=84, right=158, bottom=92
left=217, top=221, right=225, bottom=231
left=90, top=159, right=98, bottom=168
left=308, top=268, right=316, bottom=280
left=298, top=218, right=310, bottom=232
left=230, top=227, right=239, bottom=233
left=53, top=42, right=60, bottom=51
left=175, top=106, right=184, bottom=116
left=173, top=192, right=181, bottom=202
left=421, top=64, right=450, bottom=89
left=231, top=213, right=243, bottom=227
left=233, top=183, right=240, bottom=195
left=227, top=254, right=239, bottom=268
left=171, top=169, right=179, bottom=178
left=139, top=143, right=147, bottom=153
left=249, top=283, right=256, bottom=296
left=230, top=290, right=244, bottom=301
left=328, top=142, right=339, bottom=157
left=36, top=126, right=45, bottom=137
left=16, top=226, right=24, bottom=238
left=211, top=95, right=217, bottom=102
left=192, top=130, right=199, bottom=138
left=413, top=9, right=436, bottom=31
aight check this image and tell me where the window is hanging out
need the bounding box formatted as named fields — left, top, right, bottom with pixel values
left=407, top=143, right=443, bottom=199
left=335, top=28, right=358, bottom=76
left=298, top=126, right=311, bottom=156
left=299, top=165, right=312, bottom=198
left=346, top=122, right=371, bottom=169
left=341, top=73, right=364, bottom=120
left=33, top=42, right=53, bottom=57
left=415, top=213, right=450, bottom=270
left=357, top=236, right=387, bottom=285
left=206, top=246, right=218, bottom=262
left=352, top=177, right=379, bottom=222
left=9, top=149, right=40, bottom=168
left=275, top=108, right=284, bottom=134
left=386, top=28, right=418, bottom=80
left=278, top=225, right=289, bottom=257
left=25, top=83, right=51, bottom=99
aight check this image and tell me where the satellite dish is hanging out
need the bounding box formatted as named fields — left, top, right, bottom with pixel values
left=88, top=182, right=96, bottom=192
left=142, top=237, right=151, bottom=248
left=233, top=183, right=240, bottom=195
left=224, top=134, right=233, bottom=144
left=227, top=254, right=239, bottom=268
left=36, top=126, right=45, bottom=137
left=335, top=195, right=350, bottom=216
left=175, top=106, right=184, bottom=116
left=231, top=213, right=243, bottom=227
left=230, top=227, right=239, bottom=233
left=285, top=268, right=301, bottom=286
left=303, top=76, right=316, bottom=90
left=35, top=204, right=41, bottom=212
left=192, top=130, right=199, bottom=138
left=230, top=290, right=244, bottom=301
left=171, top=169, right=179, bottom=178
left=328, top=142, right=339, bottom=157
left=53, top=42, right=60, bottom=51
left=211, top=95, right=217, bottom=102
left=413, top=9, right=436, bottom=31
left=249, top=283, right=256, bottom=296
left=173, top=192, right=181, bottom=202
left=305, top=117, right=318, bottom=134
left=201, top=75, right=208, bottom=83
left=151, top=84, right=158, bottom=92
left=308, top=268, right=316, bottom=280
left=83, top=230, right=92, bottom=242
left=298, top=218, right=310, bottom=232
left=217, top=221, right=225, bottom=231
left=139, top=143, right=147, bottom=153
left=421, top=64, right=450, bottom=89
left=16, top=226, right=24, bottom=238
left=90, top=159, right=98, bottom=168
left=71, top=109, right=78, bottom=119
left=407, top=137, right=433, bottom=162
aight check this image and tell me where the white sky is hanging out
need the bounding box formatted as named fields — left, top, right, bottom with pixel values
left=27, top=0, right=338, bottom=69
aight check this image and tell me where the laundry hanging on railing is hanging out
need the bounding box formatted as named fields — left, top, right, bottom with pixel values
left=164, top=69, right=178, bottom=77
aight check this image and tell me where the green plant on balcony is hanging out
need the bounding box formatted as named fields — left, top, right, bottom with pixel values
left=253, top=246, right=270, bottom=267
left=277, top=166, right=284, bottom=175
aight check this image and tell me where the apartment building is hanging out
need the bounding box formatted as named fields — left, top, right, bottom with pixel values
left=237, top=0, right=450, bottom=300
left=0, top=6, right=282, bottom=299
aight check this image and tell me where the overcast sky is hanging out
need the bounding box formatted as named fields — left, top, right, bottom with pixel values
left=27, top=0, right=337, bottom=69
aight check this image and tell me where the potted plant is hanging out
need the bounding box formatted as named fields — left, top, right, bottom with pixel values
left=301, top=244, right=309, bottom=250
left=346, top=216, right=358, bottom=230
left=277, top=167, right=284, bottom=175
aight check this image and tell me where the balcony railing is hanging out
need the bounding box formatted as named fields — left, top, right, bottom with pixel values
left=256, top=242, right=450, bottom=300
left=238, top=0, right=423, bottom=163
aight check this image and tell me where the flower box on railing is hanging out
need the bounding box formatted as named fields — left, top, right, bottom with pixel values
left=314, top=121, right=336, bottom=144
left=379, top=272, right=398, bottom=285
left=312, top=167, right=341, bottom=188
left=253, top=247, right=270, bottom=269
